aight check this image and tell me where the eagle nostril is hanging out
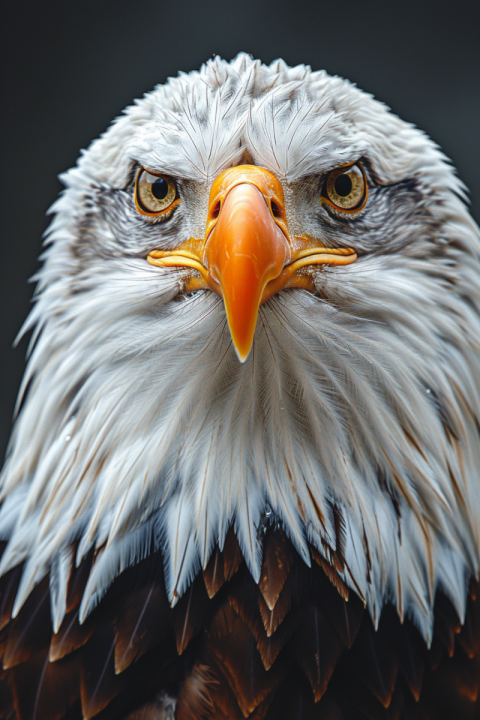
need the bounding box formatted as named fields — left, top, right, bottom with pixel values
left=270, top=201, right=281, bottom=218
left=211, top=201, right=221, bottom=219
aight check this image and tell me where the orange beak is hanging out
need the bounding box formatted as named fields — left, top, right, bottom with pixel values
left=148, top=165, right=357, bottom=362
left=203, top=173, right=290, bottom=361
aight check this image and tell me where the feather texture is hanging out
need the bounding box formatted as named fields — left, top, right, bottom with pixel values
left=0, top=528, right=476, bottom=719
left=1, top=54, right=480, bottom=717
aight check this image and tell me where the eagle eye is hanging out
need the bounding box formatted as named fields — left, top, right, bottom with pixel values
left=322, top=162, right=367, bottom=212
left=135, top=168, right=178, bottom=216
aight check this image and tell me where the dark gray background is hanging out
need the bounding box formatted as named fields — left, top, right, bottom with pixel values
left=1, top=0, right=479, bottom=459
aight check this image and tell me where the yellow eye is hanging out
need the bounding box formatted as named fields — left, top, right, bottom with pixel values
left=322, top=163, right=367, bottom=212
left=135, top=168, right=178, bottom=216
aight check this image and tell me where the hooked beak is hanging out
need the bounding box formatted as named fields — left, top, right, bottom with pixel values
left=148, top=165, right=357, bottom=362
left=204, top=180, right=290, bottom=362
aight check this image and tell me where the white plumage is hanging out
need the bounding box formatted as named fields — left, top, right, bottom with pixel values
left=1, top=53, right=480, bottom=657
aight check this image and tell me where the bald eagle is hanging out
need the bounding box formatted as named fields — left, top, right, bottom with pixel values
left=1, top=54, right=479, bottom=720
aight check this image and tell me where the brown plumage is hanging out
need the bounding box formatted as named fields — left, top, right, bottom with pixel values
left=0, top=526, right=478, bottom=720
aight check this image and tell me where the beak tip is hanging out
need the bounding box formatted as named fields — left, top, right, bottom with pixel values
left=233, top=344, right=251, bottom=363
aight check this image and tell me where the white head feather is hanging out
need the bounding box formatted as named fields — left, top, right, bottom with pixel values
left=1, top=54, right=480, bottom=640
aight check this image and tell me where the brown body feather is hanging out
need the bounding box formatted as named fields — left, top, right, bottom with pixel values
left=0, top=527, right=478, bottom=720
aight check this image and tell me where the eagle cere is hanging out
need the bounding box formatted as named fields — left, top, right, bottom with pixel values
left=0, top=54, right=479, bottom=719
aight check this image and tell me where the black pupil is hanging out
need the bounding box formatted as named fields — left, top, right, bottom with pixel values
left=151, top=178, right=169, bottom=200
left=334, top=173, right=352, bottom=197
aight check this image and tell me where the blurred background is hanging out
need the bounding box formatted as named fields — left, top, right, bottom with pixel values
left=1, top=0, right=479, bottom=458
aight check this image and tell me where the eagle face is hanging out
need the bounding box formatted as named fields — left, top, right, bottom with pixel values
left=1, top=53, right=480, bottom=657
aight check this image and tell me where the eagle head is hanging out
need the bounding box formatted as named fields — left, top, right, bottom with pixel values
left=1, top=55, right=480, bottom=649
